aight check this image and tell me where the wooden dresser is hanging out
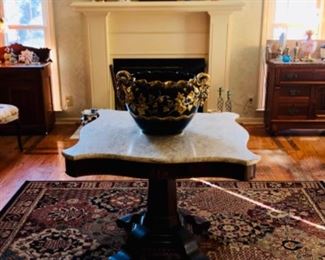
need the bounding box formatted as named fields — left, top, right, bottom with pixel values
left=0, top=63, right=55, bottom=135
left=265, top=60, right=325, bottom=135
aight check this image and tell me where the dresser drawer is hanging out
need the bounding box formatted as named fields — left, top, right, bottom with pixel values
left=277, top=69, right=314, bottom=83
left=0, top=68, right=40, bottom=80
left=278, top=85, right=311, bottom=97
left=313, top=69, right=325, bottom=81
left=274, top=103, right=309, bottom=118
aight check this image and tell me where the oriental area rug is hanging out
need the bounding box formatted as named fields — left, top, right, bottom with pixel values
left=0, top=180, right=324, bottom=259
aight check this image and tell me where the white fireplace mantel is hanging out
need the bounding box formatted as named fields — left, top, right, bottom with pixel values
left=71, top=1, right=244, bottom=13
left=71, top=1, right=244, bottom=110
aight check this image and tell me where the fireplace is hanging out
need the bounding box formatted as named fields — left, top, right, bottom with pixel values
left=71, top=1, right=244, bottom=111
left=113, top=58, right=205, bottom=81
left=111, top=58, right=206, bottom=110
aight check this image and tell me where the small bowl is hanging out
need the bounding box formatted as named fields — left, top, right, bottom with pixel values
left=116, top=70, right=210, bottom=135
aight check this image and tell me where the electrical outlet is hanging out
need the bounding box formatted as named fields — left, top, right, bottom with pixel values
left=65, top=96, right=73, bottom=107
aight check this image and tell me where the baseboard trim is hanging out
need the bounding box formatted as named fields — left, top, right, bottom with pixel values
left=237, top=117, right=264, bottom=125
left=55, top=117, right=80, bottom=125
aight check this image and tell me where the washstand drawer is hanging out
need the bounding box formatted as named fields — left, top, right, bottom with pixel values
left=0, top=68, right=39, bottom=81
left=277, top=69, right=314, bottom=83
left=277, top=85, right=311, bottom=97
left=313, top=69, right=325, bottom=81
left=274, top=103, right=309, bottom=118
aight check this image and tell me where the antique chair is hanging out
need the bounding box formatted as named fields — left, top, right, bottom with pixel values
left=0, top=104, right=23, bottom=151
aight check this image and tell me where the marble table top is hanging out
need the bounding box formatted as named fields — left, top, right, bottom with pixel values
left=63, top=110, right=260, bottom=166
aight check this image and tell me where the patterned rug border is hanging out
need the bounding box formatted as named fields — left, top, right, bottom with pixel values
left=0, top=181, right=30, bottom=218
left=2, top=179, right=324, bottom=218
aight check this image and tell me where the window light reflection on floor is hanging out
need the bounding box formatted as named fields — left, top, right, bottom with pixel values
left=191, top=177, right=325, bottom=231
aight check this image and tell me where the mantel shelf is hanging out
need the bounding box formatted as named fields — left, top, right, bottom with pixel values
left=71, top=0, right=244, bottom=13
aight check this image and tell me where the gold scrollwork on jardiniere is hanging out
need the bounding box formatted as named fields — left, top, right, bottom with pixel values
left=116, top=70, right=210, bottom=118
left=115, top=70, right=210, bottom=135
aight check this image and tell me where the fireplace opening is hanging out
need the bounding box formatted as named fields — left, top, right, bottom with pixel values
left=110, top=58, right=206, bottom=110
left=113, top=58, right=206, bottom=81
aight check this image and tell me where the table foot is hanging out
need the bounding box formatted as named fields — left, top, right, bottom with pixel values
left=109, top=231, right=207, bottom=260
left=112, top=211, right=208, bottom=260
left=116, top=211, right=145, bottom=232
left=109, top=250, right=131, bottom=260
left=179, top=208, right=210, bottom=236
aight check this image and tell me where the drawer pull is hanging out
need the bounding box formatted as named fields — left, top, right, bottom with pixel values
left=286, top=73, right=298, bottom=80
left=287, top=106, right=300, bottom=115
left=288, top=89, right=301, bottom=96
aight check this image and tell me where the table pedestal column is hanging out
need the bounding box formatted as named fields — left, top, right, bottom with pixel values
left=110, top=178, right=208, bottom=260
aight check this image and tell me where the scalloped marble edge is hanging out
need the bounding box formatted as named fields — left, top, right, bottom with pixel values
left=63, top=109, right=260, bottom=166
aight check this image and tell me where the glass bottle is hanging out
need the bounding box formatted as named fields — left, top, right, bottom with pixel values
left=293, top=41, right=300, bottom=62
left=225, top=90, right=232, bottom=112
left=216, top=87, right=224, bottom=112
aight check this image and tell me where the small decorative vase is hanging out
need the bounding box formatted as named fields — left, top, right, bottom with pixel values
left=216, top=87, right=224, bottom=112
left=116, top=70, right=210, bottom=135
left=320, top=45, right=325, bottom=60
left=225, top=90, right=232, bottom=112
left=282, top=54, right=292, bottom=63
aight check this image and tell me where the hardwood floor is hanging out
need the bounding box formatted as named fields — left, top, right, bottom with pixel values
left=0, top=124, right=324, bottom=210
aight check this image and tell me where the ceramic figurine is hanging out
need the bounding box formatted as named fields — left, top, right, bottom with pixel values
left=3, top=47, right=17, bottom=65
left=279, top=32, right=287, bottom=50
left=9, top=55, right=17, bottom=64
left=277, top=32, right=287, bottom=58
left=3, top=52, right=11, bottom=65
left=301, top=30, right=317, bottom=62
left=19, top=49, right=34, bottom=64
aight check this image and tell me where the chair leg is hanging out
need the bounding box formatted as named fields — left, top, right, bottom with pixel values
left=15, top=120, right=23, bottom=152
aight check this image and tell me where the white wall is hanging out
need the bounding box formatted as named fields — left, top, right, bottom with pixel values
left=53, top=0, right=91, bottom=119
left=228, top=0, right=263, bottom=118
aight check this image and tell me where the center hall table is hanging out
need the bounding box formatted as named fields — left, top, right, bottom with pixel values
left=63, top=109, right=260, bottom=259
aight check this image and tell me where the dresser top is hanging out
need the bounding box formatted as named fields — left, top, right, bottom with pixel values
left=0, top=62, right=50, bottom=69
left=63, top=109, right=260, bottom=166
left=268, top=59, right=325, bottom=67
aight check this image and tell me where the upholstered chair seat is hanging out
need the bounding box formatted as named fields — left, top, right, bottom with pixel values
left=0, top=104, right=19, bottom=123
left=0, top=104, right=23, bottom=151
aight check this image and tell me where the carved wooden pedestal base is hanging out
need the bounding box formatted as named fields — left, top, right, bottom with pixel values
left=109, top=179, right=209, bottom=260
